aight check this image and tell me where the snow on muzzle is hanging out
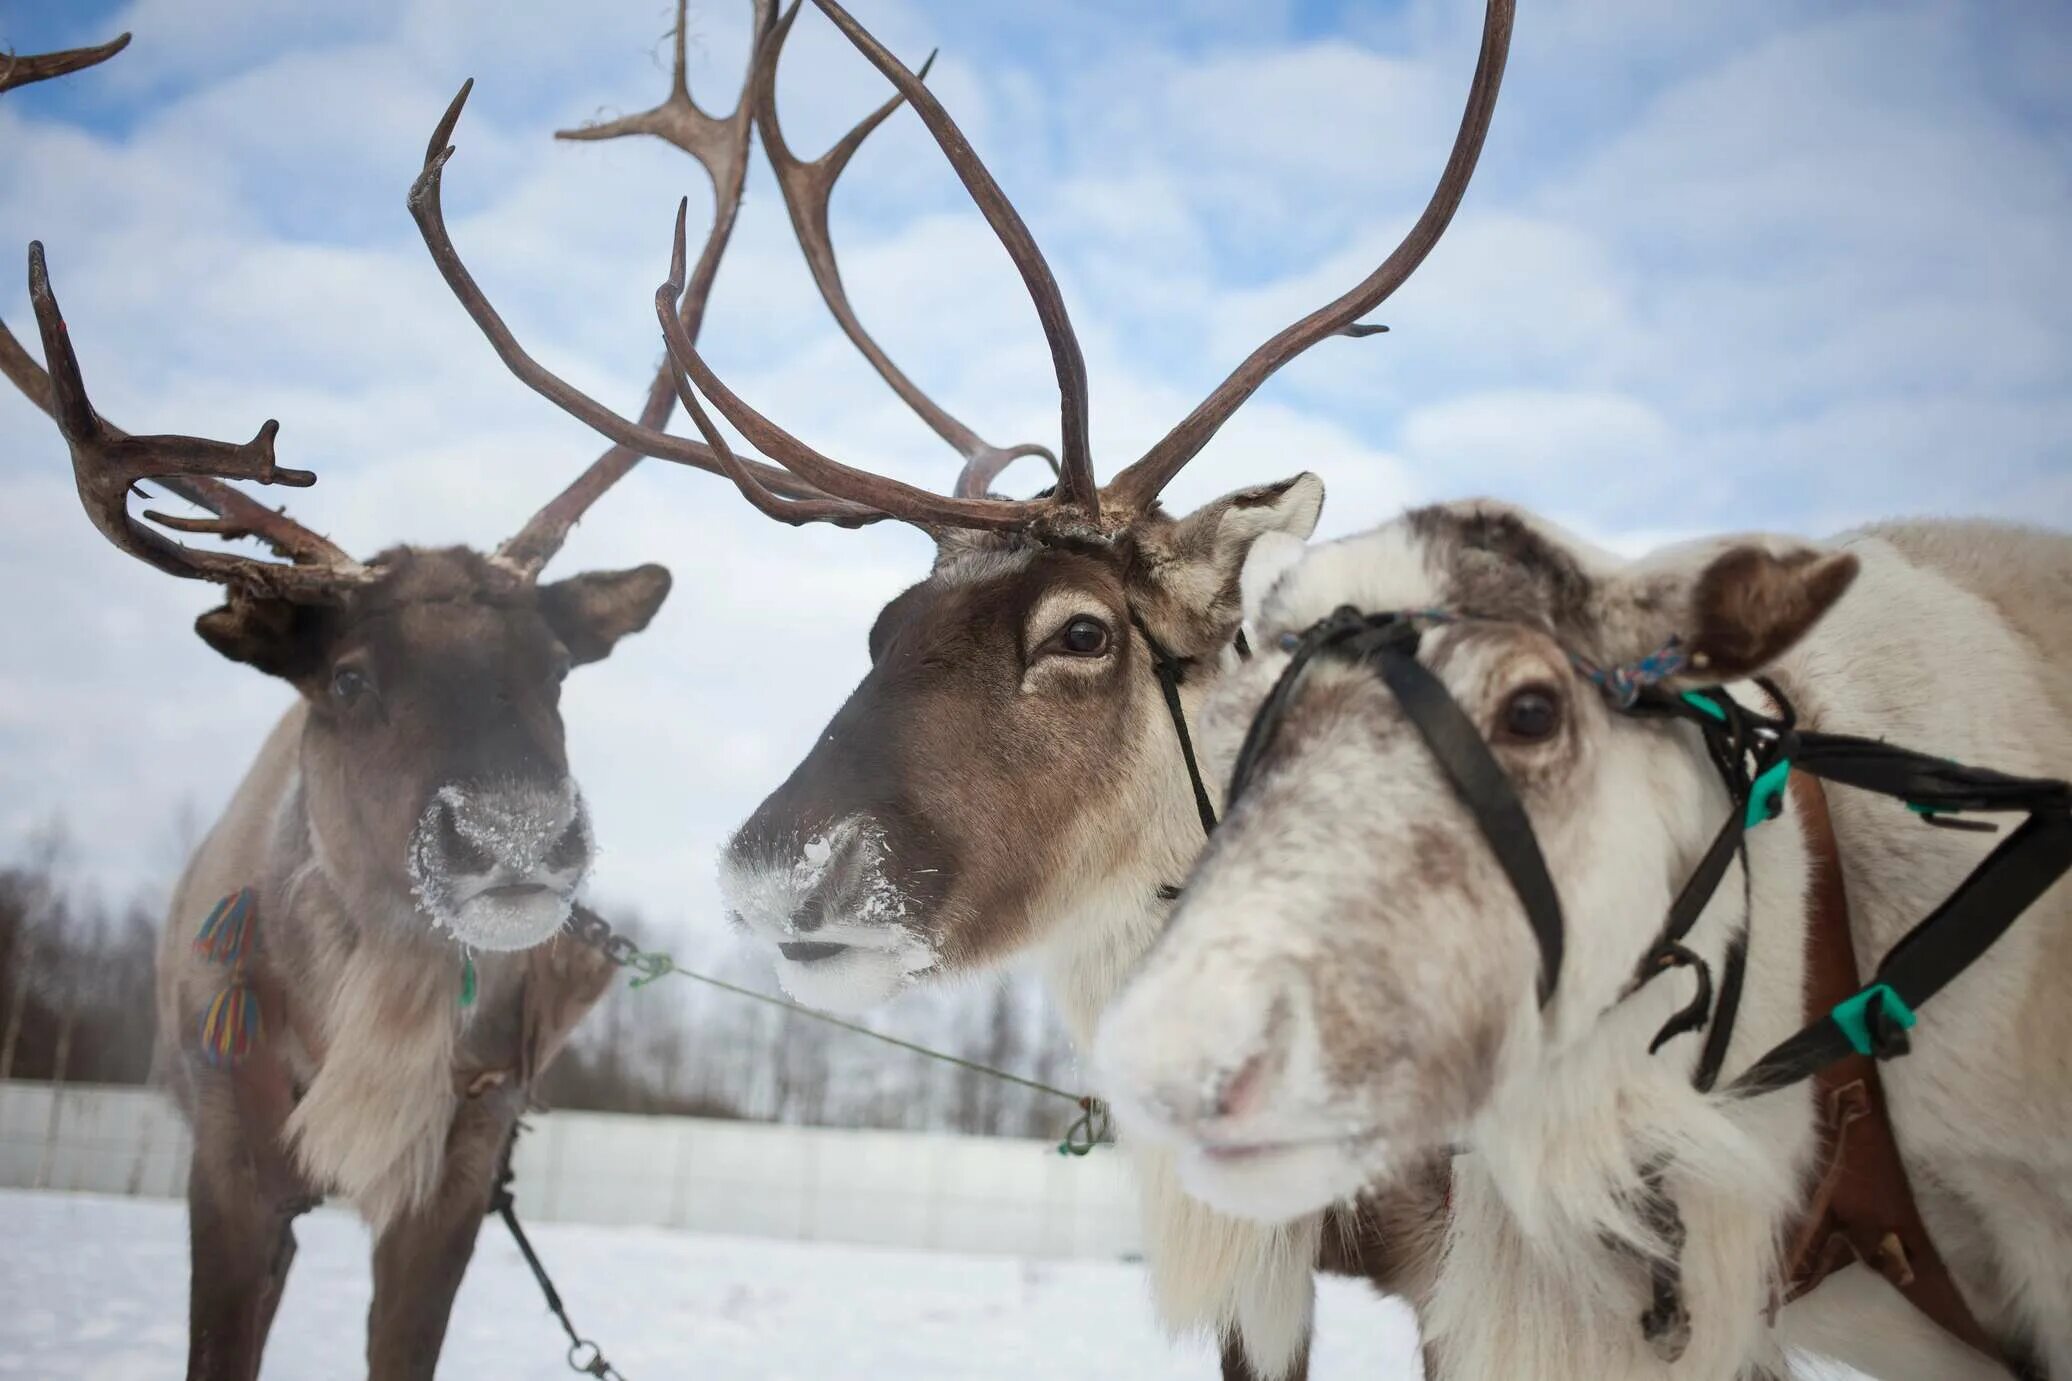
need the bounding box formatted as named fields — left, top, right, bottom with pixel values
left=408, top=778, right=592, bottom=950
left=718, top=814, right=936, bottom=1014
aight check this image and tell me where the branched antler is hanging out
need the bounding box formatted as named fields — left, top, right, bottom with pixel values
left=409, top=76, right=853, bottom=561
left=754, top=1, right=1056, bottom=500
left=492, top=0, right=779, bottom=576
left=1, top=32, right=366, bottom=597
left=657, top=202, right=881, bottom=528
left=433, top=0, right=1510, bottom=545
left=15, top=244, right=368, bottom=599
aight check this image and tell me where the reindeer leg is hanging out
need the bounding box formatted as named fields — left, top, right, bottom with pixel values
left=182, top=1080, right=307, bottom=1381
left=250, top=1215, right=299, bottom=1357
left=365, top=1088, right=521, bottom=1381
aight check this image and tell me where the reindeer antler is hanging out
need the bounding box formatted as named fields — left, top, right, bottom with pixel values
left=15, top=244, right=370, bottom=599
left=433, top=0, right=1510, bottom=544
left=1105, top=0, right=1514, bottom=510
left=1, top=34, right=367, bottom=600
left=656, top=202, right=882, bottom=528
left=754, top=1, right=1057, bottom=499
left=492, top=0, right=782, bottom=577
left=661, top=0, right=1512, bottom=538
left=409, top=69, right=865, bottom=563
left=0, top=31, right=130, bottom=96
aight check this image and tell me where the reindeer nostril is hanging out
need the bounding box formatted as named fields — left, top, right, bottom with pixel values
left=545, top=816, right=589, bottom=872
left=788, top=895, right=826, bottom=935
left=436, top=800, right=495, bottom=875
left=1213, top=1049, right=1273, bottom=1122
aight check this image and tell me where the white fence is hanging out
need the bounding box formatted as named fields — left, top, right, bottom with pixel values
left=0, top=1080, right=1141, bottom=1259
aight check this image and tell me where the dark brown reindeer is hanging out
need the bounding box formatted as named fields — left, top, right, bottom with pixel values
left=0, top=24, right=808, bottom=1379
left=407, top=2, right=1510, bottom=1376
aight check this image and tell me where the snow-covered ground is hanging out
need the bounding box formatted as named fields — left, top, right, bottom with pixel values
left=0, top=1189, right=1423, bottom=1379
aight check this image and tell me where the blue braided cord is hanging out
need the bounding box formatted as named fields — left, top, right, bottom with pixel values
left=1571, top=636, right=1687, bottom=710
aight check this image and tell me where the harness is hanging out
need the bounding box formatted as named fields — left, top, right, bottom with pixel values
left=1225, top=604, right=2072, bottom=1359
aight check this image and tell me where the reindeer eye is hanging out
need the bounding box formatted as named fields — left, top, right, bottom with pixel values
left=330, top=666, right=371, bottom=703
left=548, top=646, right=572, bottom=684
left=1057, top=616, right=1111, bottom=657
left=1499, top=684, right=1562, bottom=743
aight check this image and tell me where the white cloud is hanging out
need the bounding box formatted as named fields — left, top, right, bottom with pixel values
left=2, top=0, right=2068, bottom=948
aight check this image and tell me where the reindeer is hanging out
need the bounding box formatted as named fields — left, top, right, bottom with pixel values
left=394, top=0, right=1505, bottom=1374
left=1095, top=500, right=2070, bottom=1379
left=0, top=23, right=824, bottom=1379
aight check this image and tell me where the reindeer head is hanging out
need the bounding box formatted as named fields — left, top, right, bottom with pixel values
left=1093, top=500, right=1860, bottom=1221
left=379, top=0, right=1511, bottom=1010
left=6, top=240, right=667, bottom=951
left=722, top=476, right=1325, bottom=1010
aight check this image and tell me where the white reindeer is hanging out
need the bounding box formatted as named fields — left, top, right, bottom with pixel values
left=1097, top=501, right=2068, bottom=1380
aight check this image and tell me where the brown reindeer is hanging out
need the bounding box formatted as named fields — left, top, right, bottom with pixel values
left=406, top=2, right=1511, bottom=1375
left=0, top=23, right=812, bottom=1379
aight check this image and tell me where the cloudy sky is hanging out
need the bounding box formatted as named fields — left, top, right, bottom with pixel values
left=4, top=0, right=2069, bottom=956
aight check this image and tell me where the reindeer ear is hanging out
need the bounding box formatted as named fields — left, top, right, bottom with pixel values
left=194, top=595, right=329, bottom=680
left=1136, top=473, right=1324, bottom=657
left=1602, top=536, right=1860, bottom=681
left=538, top=564, right=672, bottom=666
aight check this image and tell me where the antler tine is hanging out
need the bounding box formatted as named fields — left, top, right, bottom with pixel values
left=0, top=31, right=131, bottom=96
left=14, top=244, right=368, bottom=600
left=1106, top=0, right=1514, bottom=511
left=808, top=0, right=1096, bottom=519
left=656, top=203, right=883, bottom=528
left=495, top=0, right=780, bottom=577
left=553, top=0, right=773, bottom=347
left=655, top=202, right=1057, bottom=532
left=755, top=1, right=1059, bottom=501
left=0, top=316, right=340, bottom=564
left=408, top=78, right=852, bottom=550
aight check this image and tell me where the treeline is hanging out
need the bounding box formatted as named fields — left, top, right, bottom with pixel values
left=0, top=842, right=1085, bottom=1141
left=0, top=847, right=158, bottom=1087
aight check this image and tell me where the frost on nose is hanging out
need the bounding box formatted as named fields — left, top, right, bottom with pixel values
left=408, top=779, right=592, bottom=950
left=718, top=816, right=912, bottom=940
left=427, top=780, right=587, bottom=878
left=716, top=816, right=940, bottom=1013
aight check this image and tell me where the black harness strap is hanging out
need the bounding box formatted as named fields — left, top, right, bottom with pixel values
left=492, top=1125, right=622, bottom=1378
left=1732, top=798, right=2072, bottom=1097
left=1371, top=640, right=1566, bottom=1006
left=1230, top=607, right=1566, bottom=1004
left=1132, top=610, right=1245, bottom=840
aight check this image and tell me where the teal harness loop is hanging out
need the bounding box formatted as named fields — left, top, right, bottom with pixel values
left=1684, top=690, right=1796, bottom=830
left=1830, top=982, right=1918, bottom=1059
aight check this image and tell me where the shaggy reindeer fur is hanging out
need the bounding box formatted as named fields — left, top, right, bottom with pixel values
left=1099, top=502, right=2067, bottom=1380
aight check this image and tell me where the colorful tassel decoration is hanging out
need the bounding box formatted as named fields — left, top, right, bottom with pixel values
left=199, top=983, right=263, bottom=1068
left=459, top=954, right=477, bottom=1009
left=193, top=888, right=263, bottom=1067
left=193, top=888, right=257, bottom=965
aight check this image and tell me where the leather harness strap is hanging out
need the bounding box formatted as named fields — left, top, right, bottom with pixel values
left=1781, top=771, right=2004, bottom=1363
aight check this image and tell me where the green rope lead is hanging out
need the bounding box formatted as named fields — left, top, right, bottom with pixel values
left=617, top=945, right=1110, bottom=1155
